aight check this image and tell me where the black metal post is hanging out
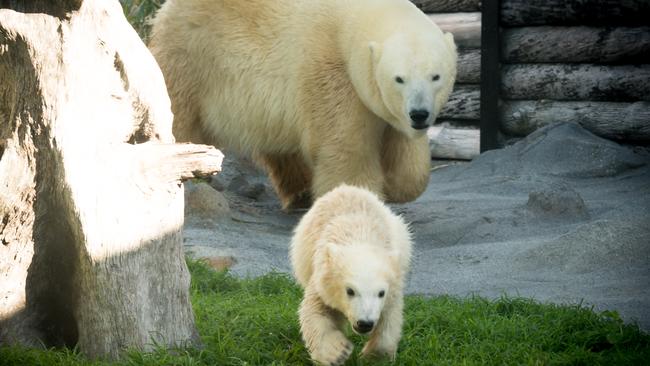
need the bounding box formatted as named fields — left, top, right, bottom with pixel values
left=480, top=0, right=500, bottom=152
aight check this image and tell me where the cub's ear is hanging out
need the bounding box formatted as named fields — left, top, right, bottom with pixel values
left=325, top=242, right=343, bottom=262
left=387, top=249, right=400, bottom=269
left=369, top=41, right=382, bottom=64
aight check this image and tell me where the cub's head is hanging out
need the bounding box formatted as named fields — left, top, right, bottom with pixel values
left=314, top=243, right=400, bottom=335
left=370, top=30, right=457, bottom=138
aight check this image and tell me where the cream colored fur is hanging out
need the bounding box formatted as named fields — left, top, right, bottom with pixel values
left=290, top=185, right=412, bottom=365
left=149, top=0, right=457, bottom=209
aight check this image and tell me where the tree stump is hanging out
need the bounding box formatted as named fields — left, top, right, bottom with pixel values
left=0, top=0, right=223, bottom=359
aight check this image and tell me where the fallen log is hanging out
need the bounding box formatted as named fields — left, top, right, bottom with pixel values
left=502, top=26, right=650, bottom=64
left=501, top=0, right=650, bottom=26
left=501, top=64, right=650, bottom=102
left=0, top=0, right=223, bottom=358
left=501, top=100, right=650, bottom=143
left=430, top=12, right=481, bottom=49
left=428, top=125, right=480, bottom=160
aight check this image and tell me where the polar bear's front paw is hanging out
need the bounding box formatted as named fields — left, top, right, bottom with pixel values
left=310, top=332, right=354, bottom=366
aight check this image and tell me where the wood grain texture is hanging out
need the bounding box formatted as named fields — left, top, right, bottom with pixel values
left=501, top=64, right=650, bottom=102
left=428, top=125, right=480, bottom=160
left=501, top=100, right=650, bottom=142
left=501, top=0, right=650, bottom=26
left=458, top=49, right=481, bottom=83
left=440, top=85, right=480, bottom=120
left=502, top=26, right=650, bottom=64
left=410, top=0, right=481, bottom=12
left=0, top=0, right=223, bottom=358
left=430, top=12, right=481, bottom=49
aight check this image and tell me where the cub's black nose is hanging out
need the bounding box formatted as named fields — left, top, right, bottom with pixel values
left=355, top=320, right=374, bottom=334
left=409, top=109, right=430, bottom=129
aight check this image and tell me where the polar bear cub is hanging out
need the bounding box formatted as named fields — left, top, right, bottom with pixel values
left=290, top=184, right=412, bottom=365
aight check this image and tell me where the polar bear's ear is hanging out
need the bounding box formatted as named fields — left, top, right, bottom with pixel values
left=369, top=41, right=382, bottom=64
left=443, top=32, right=457, bottom=53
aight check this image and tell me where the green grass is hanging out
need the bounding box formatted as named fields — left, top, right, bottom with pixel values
left=1, top=259, right=648, bottom=365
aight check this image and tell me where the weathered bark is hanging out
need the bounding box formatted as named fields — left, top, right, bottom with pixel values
left=410, top=0, right=481, bottom=12
left=440, top=85, right=480, bottom=121
left=502, top=26, right=650, bottom=64
left=457, top=49, right=481, bottom=83
left=430, top=12, right=481, bottom=49
left=0, top=0, right=223, bottom=359
left=501, top=0, right=650, bottom=26
left=501, top=100, right=650, bottom=143
left=428, top=126, right=480, bottom=160
left=502, top=64, right=650, bottom=102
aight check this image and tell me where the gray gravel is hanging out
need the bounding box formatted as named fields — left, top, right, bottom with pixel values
left=183, top=123, right=650, bottom=331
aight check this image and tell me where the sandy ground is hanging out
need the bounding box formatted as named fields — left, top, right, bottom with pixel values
left=183, top=123, right=650, bottom=331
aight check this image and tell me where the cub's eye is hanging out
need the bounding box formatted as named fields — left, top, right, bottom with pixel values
left=395, top=76, right=404, bottom=84
left=346, top=288, right=355, bottom=296
left=378, top=290, right=385, bottom=298
left=432, top=74, right=440, bottom=81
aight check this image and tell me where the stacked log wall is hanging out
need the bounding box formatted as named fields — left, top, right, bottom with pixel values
left=497, top=0, right=650, bottom=144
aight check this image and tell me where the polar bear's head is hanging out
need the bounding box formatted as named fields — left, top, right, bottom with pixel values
left=370, top=31, right=457, bottom=138
left=315, top=243, right=400, bottom=335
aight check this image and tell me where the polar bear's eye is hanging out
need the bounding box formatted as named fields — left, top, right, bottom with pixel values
left=395, top=76, right=404, bottom=84
left=378, top=290, right=385, bottom=298
left=346, top=288, right=355, bottom=296
left=432, top=74, right=440, bottom=81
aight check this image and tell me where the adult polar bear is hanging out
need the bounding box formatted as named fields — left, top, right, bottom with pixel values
left=150, top=0, right=457, bottom=209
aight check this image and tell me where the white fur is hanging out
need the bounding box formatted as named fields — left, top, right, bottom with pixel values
left=150, top=0, right=457, bottom=209
left=290, top=185, right=412, bottom=365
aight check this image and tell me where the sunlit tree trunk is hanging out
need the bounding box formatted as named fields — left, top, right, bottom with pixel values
left=0, top=0, right=222, bottom=358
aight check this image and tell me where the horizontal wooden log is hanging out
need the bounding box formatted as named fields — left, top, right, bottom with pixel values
left=440, top=85, right=480, bottom=120
left=458, top=49, right=480, bottom=83
left=500, top=100, right=650, bottom=142
left=501, top=64, right=650, bottom=102
left=502, top=26, right=650, bottom=64
left=428, top=125, right=480, bottom=160
left=501, top=0, right=650, bottom=26
left=411, top=0, right=480, bottom=12
left=437, top=118, right=481, bottom=129
left=429, top=12, right=481, bottom=49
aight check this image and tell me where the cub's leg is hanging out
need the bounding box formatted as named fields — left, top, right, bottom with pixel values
left=381, top=126, right=431, bottom=203
left=361, top=293, right=404, bottom=360
left=257, top=153, right=313, bottom=210
left=299, top=287, right=354, bottom=366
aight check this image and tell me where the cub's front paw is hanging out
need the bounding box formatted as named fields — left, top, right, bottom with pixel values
left=310, top=332, right=354, bottom=366
left=361, top=342, right=397, bottom=361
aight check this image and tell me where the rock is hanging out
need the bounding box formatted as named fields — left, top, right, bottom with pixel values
left=526, top=181, right=589, bottom=219
left=185, top=181, right=230, bottom=220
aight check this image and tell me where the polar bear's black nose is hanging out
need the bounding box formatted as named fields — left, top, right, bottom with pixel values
left=409, top=109, right=430, bottom=129
left=355, top=320, right=374, bottom=334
